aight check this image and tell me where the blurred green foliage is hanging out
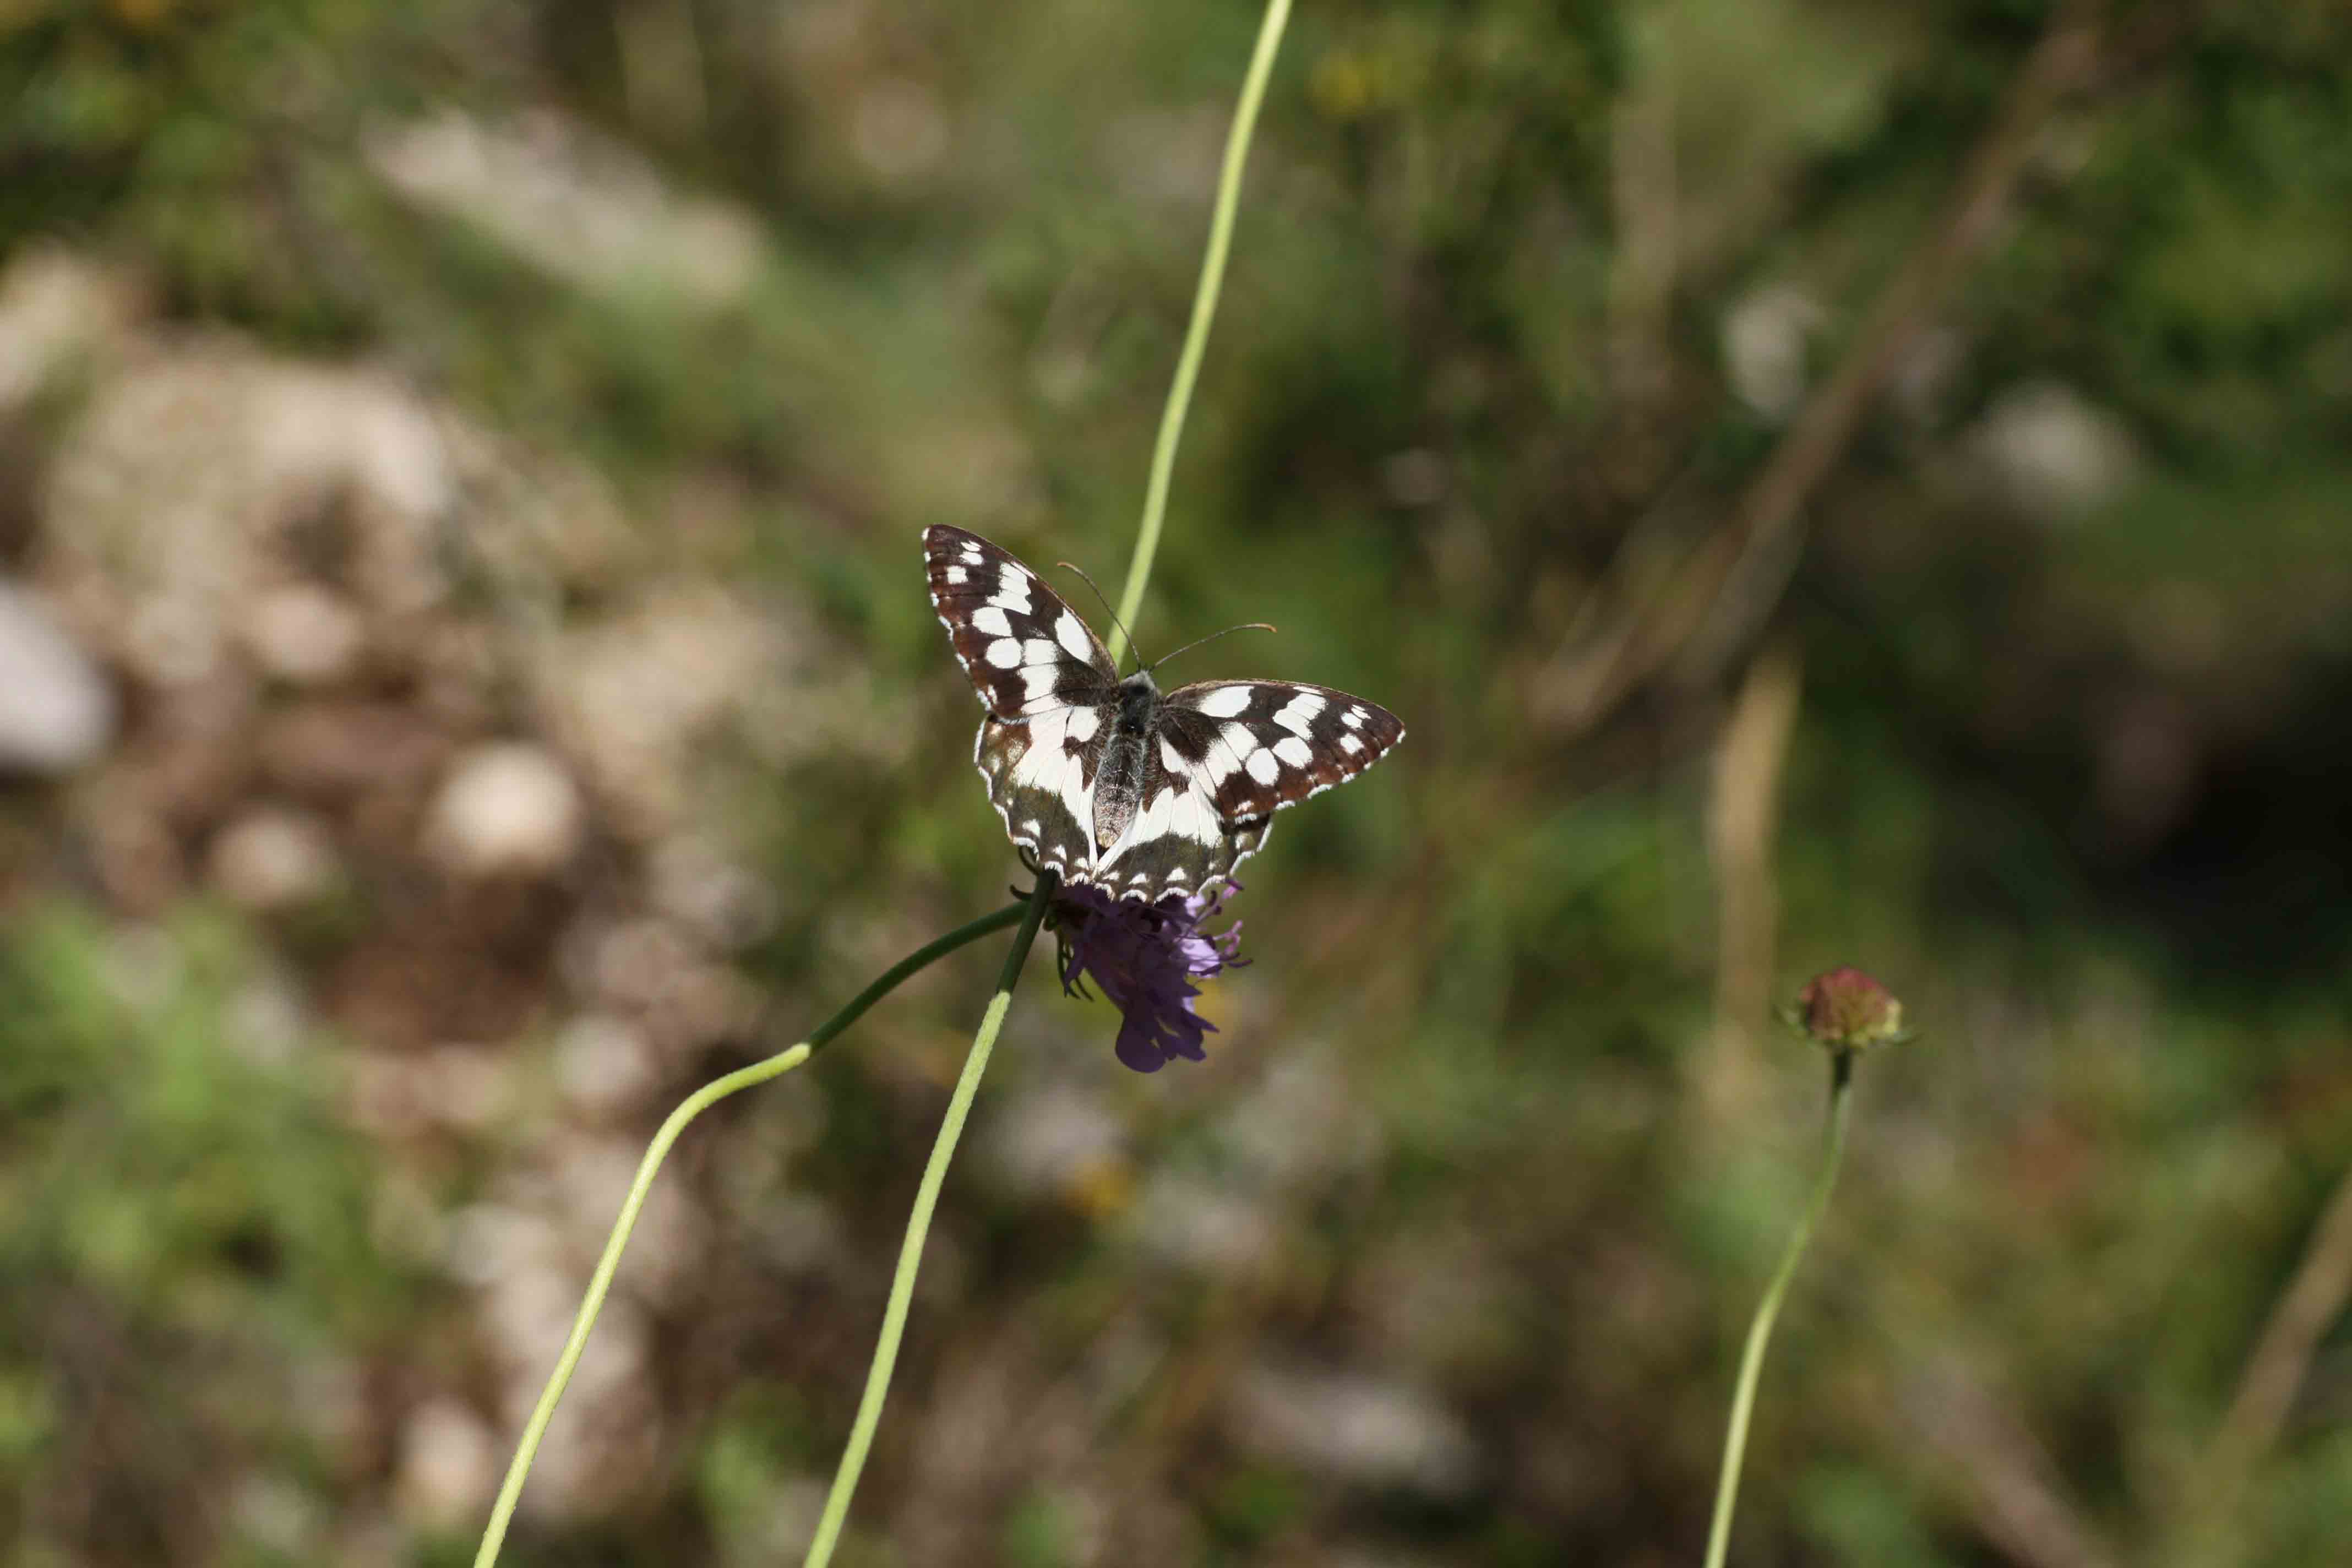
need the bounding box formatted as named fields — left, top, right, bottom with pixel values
left=6, top=0, right=2352, bottom=1564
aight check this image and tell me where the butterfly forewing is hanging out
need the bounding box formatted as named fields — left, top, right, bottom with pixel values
left=924, top=525, right=1117, bottom=719
left=1160, top=682, right=1405, bottom=821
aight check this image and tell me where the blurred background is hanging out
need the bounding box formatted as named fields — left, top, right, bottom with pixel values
left=4, top=0, right=2350, bottom=1564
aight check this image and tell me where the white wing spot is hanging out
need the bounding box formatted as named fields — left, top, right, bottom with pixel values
left=1172, top=785, right=1219, bottom=845
left=1160, top=737, right=1189, bottom=775
left=1055, top=609, right=1093, bottom=661
left=1022, top=637, right=1059, bottom=667
left=988, top=567, right=1033, bottom=615
left=1022, top=818, right=1043, bottom=836
left=962, top=545, right=984, bottom=564
left=1273, top=736, right=1313, bottom=769
left=1021, top=663, right=1060, bottom=702
left=1340, top=733, right=1364, bottom=755
left=1196, top=685, right=1254, bottom=718
left=1341, top=706, right=1368, bottom=730
left=986, top=639, right=1021, bottom=669
left=1274, top=690, right=1325, bottom=737
left=971, top=605, right=1012, bottom=636
left=1007, top=709, right=1098, bottom=847
left=1066, top=707, right=1101, bottom=743
left=945, top=565, right=968, bottom=585
left=1246, top=749, right=1281, bottom=786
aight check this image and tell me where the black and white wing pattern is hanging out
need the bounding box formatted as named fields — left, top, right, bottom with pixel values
left=925, top=525, right=1406, bottom=902
left=924, top=525, right=1117, bottom=721
left=1088, top=681, right=1406, bottom=899
left=925, top=525, right=1118, bottom=879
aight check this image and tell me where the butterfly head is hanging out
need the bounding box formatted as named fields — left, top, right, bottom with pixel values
left=1115, top=669, right=1159, bottom=731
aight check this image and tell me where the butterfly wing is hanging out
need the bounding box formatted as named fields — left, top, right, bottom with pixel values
left=923, top=525, right=1117, bottom=720
left=975, top=706, right=1110, bottom=881
left=926, top=525, right=1121, bottom=879
left=1091, top=681, right=1406, bottom=900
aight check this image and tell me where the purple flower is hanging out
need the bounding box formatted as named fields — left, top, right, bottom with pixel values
left=1050, top=879, right=1249, bottom=1072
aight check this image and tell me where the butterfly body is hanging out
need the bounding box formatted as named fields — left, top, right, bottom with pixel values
left=925, top=526, right=1403, bottom=902
left=1083, top=671, right=1156, bottom=851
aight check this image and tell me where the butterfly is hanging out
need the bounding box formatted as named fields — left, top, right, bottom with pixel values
left=924, top=525, right=1404, bottom=903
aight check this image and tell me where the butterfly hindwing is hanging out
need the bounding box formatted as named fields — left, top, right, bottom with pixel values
left=1089, top=683, right=1403, bottom=900
left=924, top=525, right=1117, bottom=720
left=974, top=706, right=1108, bottom=881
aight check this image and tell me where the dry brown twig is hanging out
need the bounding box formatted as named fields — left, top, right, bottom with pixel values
left=1536, top=0, right=2109, bottom=736
left=2183, top=1161, right=2352, bottom=1550
left=1698, top=645, right=1803, bottom=1125
left=1905, top=1362, right=2121, bottom=1568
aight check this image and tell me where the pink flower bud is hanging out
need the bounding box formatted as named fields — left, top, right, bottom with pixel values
left=1789, top=966, right=1910, bottom=1050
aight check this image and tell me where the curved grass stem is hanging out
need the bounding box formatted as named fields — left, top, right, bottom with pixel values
left=801, top=871, right=1059, bottom=1568
left=470, top=900, right=1029, bottom=1568
left=1702, top=1049, right=1855, bottom=1568
left=1104, top=0, right=1293, bottom=668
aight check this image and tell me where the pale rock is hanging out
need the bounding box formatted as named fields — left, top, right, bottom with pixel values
left=1129, top=1169, right=1276, bottom=1277
left=984, top=1084, right=1126, bottom=1202
left=1722, top=284, right=1824, bottom=422
left=245, top=583, right=366, bottom=685
left=426, top=742, right=582, bottom=878
left=368, top=109, right=764, bottom=308
left=1228, top=1363, right=1480, bottom=1500
left=553, top=1013, right=658, bottom=1120
left=208, top=806, right=338, bottom=910
left=40, top=347, right=454, bottom=686
left=226, top=976, right=309, bottom=1067
left=552, top=1133, right=700, bottom=1299
left=1971, top=380, right=2140, bottom=521
left=649, top=835, right=775, bottom=949
left=0, top=246, right=137, bottom=411
left=1216, top=1049, right=1380, bottom=1192
left=537, top=586, right=772, bottom=833
left=230, top=1472, right=321, bottom=1558
left=395, top=1397, right=499, bottom=1532
left=443, top=1202, right=564, bottom=1290
left=0, top=581, right=115, bottom=772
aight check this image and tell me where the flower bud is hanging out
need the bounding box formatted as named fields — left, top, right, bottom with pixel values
left=1787, top=966, right=1910, bottom=1051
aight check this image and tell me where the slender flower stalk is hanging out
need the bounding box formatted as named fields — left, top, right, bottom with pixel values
left=1104, top=0, right=1294, bottom=666
left=470, top=901, right=1027, bottom=1568
left=1702, top=1049, right=1854, bottom=1568
left=802, top=872, right=1058, bottom=1568
left=1702, top=967, right=1909, bottom=1568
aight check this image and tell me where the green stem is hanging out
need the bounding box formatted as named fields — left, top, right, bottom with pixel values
left=802, top=872, right=1059, bottom=1568
left=1104, top=0, right=1293, bottom=668
left=471, top=901, right=1028, bottom=1568
left=1702, top=1049, right=1855, bottom=1568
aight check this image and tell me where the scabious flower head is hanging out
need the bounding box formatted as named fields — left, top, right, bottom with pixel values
left=1050, top=879, right=1248, bottom=1072
left=1788, top=966, right=1910, bottom=1051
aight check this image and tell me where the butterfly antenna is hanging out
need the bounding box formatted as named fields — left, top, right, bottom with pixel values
left=1144, top=622, right=1277, bottom=675
left=1054, top=561, right=1142, bottom=671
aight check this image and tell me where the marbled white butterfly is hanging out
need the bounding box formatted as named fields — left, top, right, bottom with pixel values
left=925, top=525, right=1404, bottom=903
